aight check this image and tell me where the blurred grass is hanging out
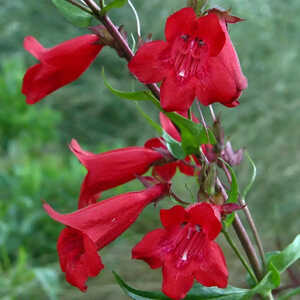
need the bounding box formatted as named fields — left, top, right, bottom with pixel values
left=0, top=0, right=300, bottom=299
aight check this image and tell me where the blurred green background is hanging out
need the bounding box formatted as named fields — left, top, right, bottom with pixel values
left=0, top=0, right=300, bottom=299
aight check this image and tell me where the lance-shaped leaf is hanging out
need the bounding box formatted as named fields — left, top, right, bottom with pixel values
left=267, top=234, right=300, bottom=273
left=114, top=271, right=250, bottom=300
left=102, top=68, right=154, bottom=101
left=162, top=130, right=185, bottom=160
left=135, top=103, right=162, bottom=135
left=242, top=151, right=257, bottom=199
left=218, top=159, right=239, bottom=227
left=52, top=0, right=92, bottom=27
left=100, top=0, right=128, bottom=15
left=166, top=112, right=216, bottom=155
left=277, top=287, right=300, bottom=300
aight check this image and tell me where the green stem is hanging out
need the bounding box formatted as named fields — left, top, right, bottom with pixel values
left=265, top=291, right=274, bottom=300
left=222, top=228, right=258, bottom=284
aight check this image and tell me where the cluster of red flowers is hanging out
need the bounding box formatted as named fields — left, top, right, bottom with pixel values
left=22, top=6, right=246, bottom=300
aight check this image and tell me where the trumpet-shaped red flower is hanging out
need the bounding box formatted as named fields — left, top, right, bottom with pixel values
left=44, top=183, right=170, bottom=291
left=132, top=203, right=228, bottom=300
left=69, top=139, right=165, bottom=208
left=22, top=34, right=103, bottom=104
left=145, top=113, right=198, bottom=181
left=128, top=8, right=247, bottom=112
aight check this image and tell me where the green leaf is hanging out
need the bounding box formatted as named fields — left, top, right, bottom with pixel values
left=33, top=268, right=60, bottom=300
left=113, top=271, right=170, bottom=300
left=277, top=287, right=300, bottom=300
left=248, top=267, right=280, bottom=298
left=166, top=112, right=216, bottom=155
left=51, top=0, right=92, bottom=28
left=102, top=68, right=154, bottom=101
left=267, top=234, right=300, bottom=273
left=135, top=103, right=162, bottom=135
left=162, top=130, right=185, bottom=160
left=101, top=0, right=128, bottom=15
left=185, top=283, right=249, bottom=299
left=242, top=151, right=257, bottom=199
left=219, top=159, right=239, bottom=203
left=114, top=271, right=249, bottom=300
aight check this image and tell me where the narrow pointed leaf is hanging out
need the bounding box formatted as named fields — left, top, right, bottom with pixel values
left=102, top=68, right=154, bottom=101
left=101, top=0, right=128, bottom=15
left=114, top=271, right=250, bottom=300
left=242, top=151, right=257, bottom=199
left=162, top=130, right=185, bottom=160
left=166, top=112, right=216, bottom=155
left=267, top=234, right=300, bottom=273
left=51, top=0, right=92, bottom=27
left=219, top=159, right=239, bottom=203
left=135, top=103, right=162, bottom=135
left=277, top=287, right=300, bottom=300
left=113, top=271, right=170, bottom=299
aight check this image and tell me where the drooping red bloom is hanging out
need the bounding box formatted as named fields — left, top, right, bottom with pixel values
left=132, top=203, right=228, bottom=300
left=44, top=183, right=170, bottom=291
left=128, top=7, right=247, bottom=112
left=145, top=112, right=199, bottom=181
left=69, top=139, right=165, bottom=208
left=22, top=34, right=103, bottom=104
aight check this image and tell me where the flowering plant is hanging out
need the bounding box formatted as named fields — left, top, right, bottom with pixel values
left=21, top=0, right=300, bottom=299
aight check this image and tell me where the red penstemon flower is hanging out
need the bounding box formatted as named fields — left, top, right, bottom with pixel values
left=22, top=34, right=103, bottom=104
left=132, top=203, right=228, bottom=300
left=44, top=183, right=170, bottom=291
left=69, top=139, right=165, bottom=208
left=128, top=7, right=247, bottom=112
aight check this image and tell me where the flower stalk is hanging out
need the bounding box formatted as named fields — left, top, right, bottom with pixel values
left=222, top=228, right=257, bottom=284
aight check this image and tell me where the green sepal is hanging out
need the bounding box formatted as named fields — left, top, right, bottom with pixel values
left=165, top=112, right=216, bottom=155
left=51, top=0, right=92, bottom=27
left=100, top=0, right=128, bottom=15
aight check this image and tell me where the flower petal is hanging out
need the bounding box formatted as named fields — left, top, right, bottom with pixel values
left=165, top=7, right=197, bottom=42
left=132, top=228, right=166, bottom=269
left=160, top=205, right=187, bottom=228
left=194, top=240, right=228, bottom=288
left=153, top=162, right=177, bottom=182
left=160, top=70, right=196, bottom=113
left=22, top=35, right=103, bottom=104
left=24, top=36, right=46, bottom=60
left=44, top=184, right=169, bottom=249
left=128, top=41, right=170, bottom=83
left=162, top=257, right=195, bottom=300
left=187, top=202, right=222, bottom=240
left=38, top=34, right=102, bottom=66
left=159, top=112, right=181, bottom=141
left=57, top=227, right=103, bottom=291
left=178, top=156, right=196, bottom=176
left=144, top=137, right=165, bottom=151
left=70, top=140, right=164, bottom=207
left=195, top=18, right=247, bottom=107
left=196, top=13, right=226, bottom=57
